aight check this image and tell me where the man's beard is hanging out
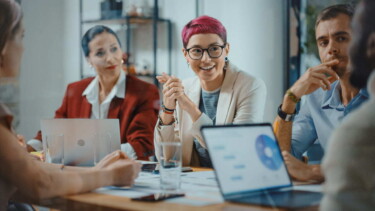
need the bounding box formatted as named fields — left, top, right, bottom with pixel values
left=330, top=55, right=348, bottom=78
left=332, top=64, right=347, bottom=78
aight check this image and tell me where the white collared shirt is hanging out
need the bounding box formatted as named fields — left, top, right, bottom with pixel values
left=83, top=71, right=126, bottom=119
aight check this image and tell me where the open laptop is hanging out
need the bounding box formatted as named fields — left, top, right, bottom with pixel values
left=201, top=123, right=322, bottom=208
left=41, top=119, right=121, bottom=166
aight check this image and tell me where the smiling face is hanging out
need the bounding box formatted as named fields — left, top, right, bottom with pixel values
left=183, top=33, right=229, bottom=86
left=316, top=14, right=352, bottom=77
left=87, top=32, right=123, bottom=79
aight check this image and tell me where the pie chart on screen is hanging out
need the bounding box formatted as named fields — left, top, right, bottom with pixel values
left=255, top=134, right=283, bottom=171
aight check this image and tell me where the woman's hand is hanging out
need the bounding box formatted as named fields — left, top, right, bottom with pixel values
left=16, top=134, right=26, bottom=147
left=157, top=73, right=184, bottom=110
left=94, top=150, right=140, bottom=186
left=156, top=73, right=182, bottom=125
left=107, top=159, right=142, bottom=187
left=94, top=150, right=128, bottom=170
left=176, top=95, right=202, bottom=122
left=157, top=73, right=202, bottom=122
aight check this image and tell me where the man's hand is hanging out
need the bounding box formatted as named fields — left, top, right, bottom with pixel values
left=282, top=151, right=324, bottom=182
left=290, top=60, right=340, bottom=99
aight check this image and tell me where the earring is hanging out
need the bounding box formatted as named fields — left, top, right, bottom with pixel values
left=122, top=59, right=124, bottom=64
left=89, top=64, right=93, bottom=69
left=187, top=62, right=190, bottom=67
left=224, top=57, right=229, bottom=70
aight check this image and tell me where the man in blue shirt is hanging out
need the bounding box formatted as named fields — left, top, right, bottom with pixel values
left=274, top=4, right=368, bottom=182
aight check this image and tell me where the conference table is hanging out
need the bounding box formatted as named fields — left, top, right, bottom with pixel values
left=36, top=168, right=320, bottom=211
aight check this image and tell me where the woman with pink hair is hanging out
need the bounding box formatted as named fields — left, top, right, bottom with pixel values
left=154, top=16, right=267, bottom=167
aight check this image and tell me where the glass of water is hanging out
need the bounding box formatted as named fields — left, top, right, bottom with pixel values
left=44, top=134, right=64, bottom=164
left=156, top=142, right=182, bottom=192
left=93, top=132, right=112, bottom=165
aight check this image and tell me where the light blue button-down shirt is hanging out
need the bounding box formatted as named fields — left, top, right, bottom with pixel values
left=291, top=81, right=369, bottom=159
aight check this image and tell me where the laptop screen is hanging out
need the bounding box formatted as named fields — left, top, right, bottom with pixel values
left=201, top=123, right=292, bottom=196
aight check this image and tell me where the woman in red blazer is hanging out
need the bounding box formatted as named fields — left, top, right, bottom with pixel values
left=29, top=25, right=159, bottom=160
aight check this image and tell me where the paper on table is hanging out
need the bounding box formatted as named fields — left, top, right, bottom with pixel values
left=95, top=187, right=151, bottom=198
left=96, top=170, right=224, bottom=206
left=181, top=171, right=216, bottom=178
left=181, top=170, right=218, bottom=187
left=134, top=172, right=160, bottom=189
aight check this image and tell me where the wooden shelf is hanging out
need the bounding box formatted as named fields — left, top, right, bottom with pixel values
left=79, top=0, right=172, bottom=86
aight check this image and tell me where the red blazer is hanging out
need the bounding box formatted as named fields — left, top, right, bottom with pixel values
left=36, top=74, right=160, bottom=160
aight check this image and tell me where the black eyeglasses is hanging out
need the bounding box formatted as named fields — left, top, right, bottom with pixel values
left=185, top=44, right=226, bottom=60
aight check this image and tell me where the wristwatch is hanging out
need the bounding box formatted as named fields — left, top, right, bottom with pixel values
left=277, top=104, right=296, bottom=122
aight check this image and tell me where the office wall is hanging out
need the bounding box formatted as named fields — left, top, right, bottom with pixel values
left=18, top=0, right=284, bottom=139
left=20, top=0, right=67, bottom=139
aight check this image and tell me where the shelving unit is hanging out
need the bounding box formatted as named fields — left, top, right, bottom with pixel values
left=79, top=0, right=172, bottom=86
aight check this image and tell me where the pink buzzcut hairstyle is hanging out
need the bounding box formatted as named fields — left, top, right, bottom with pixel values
left=181, top=15, right=227, bottom=48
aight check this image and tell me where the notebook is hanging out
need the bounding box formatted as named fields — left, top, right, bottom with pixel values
left=41, top=119, right=121, bottom=166
left=201, top=123, right=322, bottom=208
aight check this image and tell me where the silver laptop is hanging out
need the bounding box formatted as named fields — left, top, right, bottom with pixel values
left=41, top=119, right=121, bottom=166
left=201, top=123, right=322, bottom=208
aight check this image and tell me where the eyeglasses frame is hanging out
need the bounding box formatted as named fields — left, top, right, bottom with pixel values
left=185, top=44, right=227, bottom=60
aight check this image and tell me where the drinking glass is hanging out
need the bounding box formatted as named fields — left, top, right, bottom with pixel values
left=156, top=142, right=182, bottom=191
left=93, top=132, right=112, bottom=165
left=44, top=134, right=64, bottom=164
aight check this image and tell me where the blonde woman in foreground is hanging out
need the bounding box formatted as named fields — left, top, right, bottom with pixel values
left=0, top=0, right=141, bottom=209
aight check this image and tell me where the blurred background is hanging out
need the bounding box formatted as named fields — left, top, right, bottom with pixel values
left=9, top=0, right=354, bottom=144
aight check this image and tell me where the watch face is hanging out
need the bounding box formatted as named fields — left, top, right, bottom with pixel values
left=284, top=114, right=294, bottom=122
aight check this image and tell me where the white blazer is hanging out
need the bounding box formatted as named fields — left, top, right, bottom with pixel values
left=154, top=63, right=267, bottom=166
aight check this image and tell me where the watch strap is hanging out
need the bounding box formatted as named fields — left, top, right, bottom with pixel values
left=277, top=104, right=296, bottom=122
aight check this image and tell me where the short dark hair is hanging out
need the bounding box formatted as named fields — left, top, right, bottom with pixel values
left=349, top=0, right=375, bottom=89
left=81, top=25, right=121, bottom=57
left=315, top=4, right=355, bottom=29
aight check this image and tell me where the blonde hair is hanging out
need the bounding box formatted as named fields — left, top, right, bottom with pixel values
left=0, top=0, right=22, bottom=54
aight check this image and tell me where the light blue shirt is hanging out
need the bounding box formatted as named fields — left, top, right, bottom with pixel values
left=291, top=81, right=369, bottom=159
